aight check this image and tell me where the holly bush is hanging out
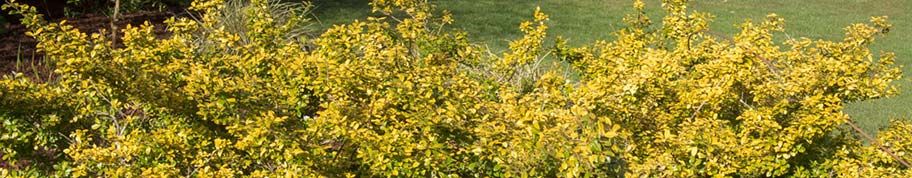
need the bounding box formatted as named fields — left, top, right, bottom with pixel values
left=1, top=0, right=909, bottom=177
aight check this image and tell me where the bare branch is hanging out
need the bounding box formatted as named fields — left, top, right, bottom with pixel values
left=846, top=120, right=911, bottom=169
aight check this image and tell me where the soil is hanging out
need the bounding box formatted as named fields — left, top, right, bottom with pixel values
left=0, top=6, right=184, bottom=81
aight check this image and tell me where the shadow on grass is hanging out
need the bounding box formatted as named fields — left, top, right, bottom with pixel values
left=309, top=0, right=375, bottom=29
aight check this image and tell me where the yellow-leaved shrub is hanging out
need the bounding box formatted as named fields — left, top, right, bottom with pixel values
left=0, top=0, right=908, bottom=177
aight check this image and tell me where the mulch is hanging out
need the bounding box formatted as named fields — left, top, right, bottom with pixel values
left=0, top=7, right=186, bottom=170
left=0, top=9, right=183, bottom=80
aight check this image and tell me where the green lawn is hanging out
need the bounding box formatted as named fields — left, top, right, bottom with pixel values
left=691, top=0, right=912, bottom=137
left=310, top=0, right=912, bottom=135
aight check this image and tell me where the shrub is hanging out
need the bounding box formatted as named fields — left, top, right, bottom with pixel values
left=0, top=0, right=908, bottom=177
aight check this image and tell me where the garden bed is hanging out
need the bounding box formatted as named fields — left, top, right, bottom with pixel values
left=1, top=1, right=184, bottom=80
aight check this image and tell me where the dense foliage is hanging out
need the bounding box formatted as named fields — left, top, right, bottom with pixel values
left=1, top=0, right=909, bottom=177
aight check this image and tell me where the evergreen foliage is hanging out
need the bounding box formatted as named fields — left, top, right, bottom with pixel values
left=1, top=0, right=908, bottom=177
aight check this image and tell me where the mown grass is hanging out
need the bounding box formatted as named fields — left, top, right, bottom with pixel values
left=310, top=0, right=912, bottom=135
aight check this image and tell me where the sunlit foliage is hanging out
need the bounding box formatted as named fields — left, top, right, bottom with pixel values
left=1, top=0, right=908, bottom=177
